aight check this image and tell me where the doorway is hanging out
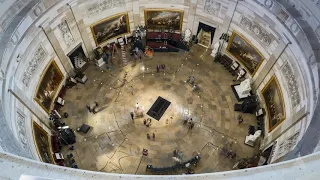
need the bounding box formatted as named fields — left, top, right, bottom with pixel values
left=196, top=22, right=216, bottom=48
left=67, top=43, right=87, bottom=71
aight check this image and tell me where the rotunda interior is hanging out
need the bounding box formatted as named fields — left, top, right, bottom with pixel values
left=0, top=0, right=320, bottom=179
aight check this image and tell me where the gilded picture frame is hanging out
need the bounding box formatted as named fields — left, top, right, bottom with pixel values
left=261, top=76, right=286, bottom=132
left=90, top=12, right=130, bottom=46
left=144, top=9, right=184, bottom=31
left=226, top=31, right=264, bottom=76
left=34, top=60, right=64, bottom=114
left=32, top=121, right=54, bottom=164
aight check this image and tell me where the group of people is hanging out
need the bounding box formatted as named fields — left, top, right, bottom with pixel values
left=183, top=117, right=195, bottom=130
left=156, top=64, right=166, bottom=72
left=144, top=118, right=152, bottom=127
left=147, top=132, right=156, bottom=140
left=186, top=76, right=199, bottom=92
left=134, top=103, right=144, bottom=117
left=172, top=150, right=184, bottom=163
left=86, top=101, right=99, bottom=114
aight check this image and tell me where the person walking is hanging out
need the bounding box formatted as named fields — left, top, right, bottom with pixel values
left=152, top=133, right=155, bottom=140
left=147, top=133, right=151, bottom=140
left=86, top=104, right=92, bottom=113
left=130, top=112, right=134, bottom=120
left=186, top=76, right=191, bottom=83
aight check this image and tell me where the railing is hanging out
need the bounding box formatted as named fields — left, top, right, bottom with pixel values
left=1, top=151, right=320, bottom=179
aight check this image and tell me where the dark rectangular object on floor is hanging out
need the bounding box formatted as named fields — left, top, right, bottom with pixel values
left=147, top=96, right=171, bottom=120
left=78, top=124, right=90, bottom=133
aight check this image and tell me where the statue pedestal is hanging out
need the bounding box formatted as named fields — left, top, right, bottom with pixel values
left=244, top=136, right=255, bottom=147
left=233, top=79, right=251, bottom=99
left=95, top=58, right=105, bottom=67
left=244, top=130, right=261, bottom=147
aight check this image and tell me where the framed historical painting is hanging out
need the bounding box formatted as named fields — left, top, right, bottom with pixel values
left=261, top=76, right=286, bottom=132
left=32, top=121, right=54, bottom=163
left=34, top=60, right=64, bottom=114
left=226, top=31, right=264, bottom=76
left=144, top=9, right=184, bottom=31
left=90, top=12, right=130, bottom=46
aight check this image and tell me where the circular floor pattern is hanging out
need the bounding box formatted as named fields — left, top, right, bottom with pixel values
left=60, top=45, right=259, bottom=174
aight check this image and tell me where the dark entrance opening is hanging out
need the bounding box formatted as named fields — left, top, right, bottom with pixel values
left=196, top=22, right=216, bottom=47
left=67, top=43, right=87, bottom=70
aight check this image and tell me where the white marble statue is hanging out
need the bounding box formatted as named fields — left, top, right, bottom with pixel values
left=245, top=130, right=262, bottom=146
left=211, top=41, right=220, bottom=58
left=246, top=130, right=262, bottom=142
left=183, top=29, right=192, bottom=42
left=236, top=69, right=246, bottom=81
left=238, top=78, right=251, bottom=96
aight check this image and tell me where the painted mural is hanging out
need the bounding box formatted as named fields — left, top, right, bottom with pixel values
left=34, top=60, right=63, bottom=114
left=144, top=9, right=184, bottom=31
left=227, top=31, right=264, bottom=75
left=262, top=76, right=286, bottom=132
left=91, top=12, right=130, bottom=45
left=32, top=121, right=54, bottom=163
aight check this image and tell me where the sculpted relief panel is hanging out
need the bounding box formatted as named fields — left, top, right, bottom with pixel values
left=86, top=0, right=126, bottom=17
left=16, top=111, right=31, bottom=155
left=204, top=0, right=221, bottom=16
left=281, top=62, right=300, bottom=108
left=21, top=44, right=47, bottom=88
left=239, top=16, right=272, bottom=47
left=58, top=20, right=75, bottom=47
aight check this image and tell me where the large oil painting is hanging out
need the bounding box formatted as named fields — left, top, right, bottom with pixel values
left=261, top=76, right=286, bottom=132
left=91, top=13, right=130, bottom=46
left=34, top=60, right=63, bottom=114
left=227, top=31, right=264, bottom=75
left=32, top=121, right=54, bottom=163
left=144, top=9, right=184, bottom=31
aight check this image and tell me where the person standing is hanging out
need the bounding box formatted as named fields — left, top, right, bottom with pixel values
left=130, top=112, right=134, bottom=120
left=152, top=133, right=155, bottom=140
left=86, top=104, right=92, bottom=113
left=190, top=76, right=195, bottom=84
left=147, top=133, right=151, bottom=140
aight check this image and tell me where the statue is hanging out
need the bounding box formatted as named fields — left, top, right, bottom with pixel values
left=236, top=69, right=246, bottom=81
left=211, top=41, right=221, bottom=58
left=245, top=130, right=262, bottom=146
left=238, top=78, right=251, bottom=97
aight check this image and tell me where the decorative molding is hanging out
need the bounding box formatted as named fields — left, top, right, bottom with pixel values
left=281, top=62, right=301, bottom=108
left=21, top=44, right=47, bottom=88
left=33, top=4, right=43, bottom=17
left=238, top=16, right=272, bottom=46
left=86, top=0, right=126, bottom=17
left=16, top=111, right=31, bottom=155
left=204, top=0, right=221, bottom=16
left=0, top=0, right=33, bottom=40
left=264, top=0, right=274, bottom=9
left=276, top=131, right=299, bottom=159
left=58, top=20, right=75, bottom=47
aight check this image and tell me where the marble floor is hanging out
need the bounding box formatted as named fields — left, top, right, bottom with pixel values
left=59, top=45, right=259, bottom=175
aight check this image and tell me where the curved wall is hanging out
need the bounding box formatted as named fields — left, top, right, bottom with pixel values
left=0, top=0, right=319, bottom=166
